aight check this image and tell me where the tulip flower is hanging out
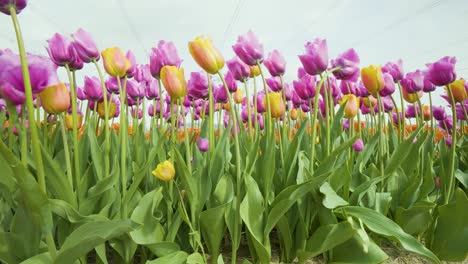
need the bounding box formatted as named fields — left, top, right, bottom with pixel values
left=187, top=71, right=209, bottom=100
left=405, top=104, right=420, bottom=118
left=446, top=79, right=467, bottom=103
left=402, top=89, right=422, bottom=103
left=0, top=0, right=26, bottom=15
left=214, top=84, right=228, bottom=103
left=125, top=50, right=137, bottom=78
left=432, top=106, right=447, bottom=121
left=266, top=76, right=283, bottom=92
left=127, top=79, right=145, bottom=100
left=97, top=97, right=118, bottom=119
left=105, top=77, right=120, bottom=94
left=249, top=65, right=261, bottom=77
left=146, top=79, right=160, bottom=100
left=264, top=49, right=286, bottom=76
left=148, top=102, right=162, bottom=117
left=298, top=38, right=328, bottom=75
left=331, top=48, right=360, bottom=81
left=224, top=71, right=237, bottom=92
left=426, top=56, right=457, bottom=86
left=380, top=73, right=395, bottom=96
left=71, top=28, right=100, bottom=63
left=423, top=74, right=436, bottom=93
left=352, top=138, right=364, bottom=152
left=293, top=75, right=316, bottom=101
left=149, top=40, right=182, bottom=78
left=188, top=36, right=225, bottom=74
left=160, top=65, right=187, bottom=100
left=232, top=30, right=264, bottom=66
left=0, top=52, right=60, bottom=104
left=382, top=59, right=404, bottom=82
left=69, top=55, right=84, bottom=71
left=152, top=160, right=175, bottom=182
left=268, top=92, right=285, bottom=118
left=101, top=47, right=131, bottom=78
left=422, top=105, right=431, bottom=121
left=256, top=91, right=266, bottom=113
left=339, top=94, right=359, bottom=119
left=198, top=138, right=209, bottom=152
left=46, top=33, right=79, bottom=67
left=135, top=64, right=153, bottom=84
left=361, top=65, right=384, bottom=95
left=290, top=108, right=298, bottom=120
left=401, top=70, right=424, bottom=93
left=76, top=86, right=88, bottom=100
left=227, top=56, right=250, bottom=81
left=84, top=76, right=103, bottom=101
left=39, top=83, right=70, bottom=114
left=65, top=113, right=83, bottom=130
left=233, top=89, right=244, bottom=104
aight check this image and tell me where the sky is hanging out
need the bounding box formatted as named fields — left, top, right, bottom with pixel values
left=1, top=0, right=468, bottom=107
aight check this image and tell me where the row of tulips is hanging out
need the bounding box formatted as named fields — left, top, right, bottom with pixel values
left=0, top=1, right=467, bottom=264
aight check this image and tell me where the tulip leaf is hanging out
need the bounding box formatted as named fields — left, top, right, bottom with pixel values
left=338, top=206, right=441, bottom=264
left=320, top=182, right=349, bottom=209
left=145, top=251, right=188, bottom=264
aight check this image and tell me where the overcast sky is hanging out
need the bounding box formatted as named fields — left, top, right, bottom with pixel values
left=1, top=0, right=467, bottom=107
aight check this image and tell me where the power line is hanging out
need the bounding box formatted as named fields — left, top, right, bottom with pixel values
left=222, top=0, right=246, bottom=48
left=117, top=0, right=149, bottom=56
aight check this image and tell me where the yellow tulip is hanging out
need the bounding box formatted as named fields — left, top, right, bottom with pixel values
left=233, top=89, right=244, bottom=104
left=64, top=114, right=83, bottom=130
left=403, top=89, right=422, bottom=103
left=290, top=108, right=298, bottom=120
left=249, top=65, right=261, bottom=77
left=268, top=92, right=285, bottom=118
left=39, top=83, right=70, bottom=114
left=152, top=160, right=175, bottom=182
left=339, top=94, right=359, bottom=119
left=97, top=101, right=117, bottom=119
left=447, top=79, right=467, bottom=103
left=188, top=36, right=225, bottom=74
left=101, top=47, right=131, bottom=78
left=361, top=65, right=384, bottom=95
left=160, top=65, right=188, bottom=100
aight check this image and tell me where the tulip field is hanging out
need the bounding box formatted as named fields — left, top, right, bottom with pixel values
left=1, top=1, right=468, bottom=264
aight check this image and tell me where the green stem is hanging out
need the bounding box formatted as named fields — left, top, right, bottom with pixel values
left=397, top=81, right=406, bottom=137
left=117, top=77, right=128, bottom=217
left=208, top=73, right=215, bottom=154
left=257, top=62, right=272, bottom=136
left=60, top=114, right=74, bottom=189
left=180, top=99, right=192, bottom=174
left=243, top=79, right=253, bottom=139
left=428, top=92, right=434, bottom=130
left=390, top=95, right=402, bottom=143
left=93, top=60, right=110, bottom=180
left=445, top=86, right=457, bottom=204
left=310, top=73, right=328, bottom=173
left=10, top=6, right=57, bottom=258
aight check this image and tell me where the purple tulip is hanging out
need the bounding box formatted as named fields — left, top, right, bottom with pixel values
left=224, top=71, right=237, bottom=92
left=187, top=71, right=209, bottom=100
left=125, top=50, right=137, bottom=78
left=297, top=67, right=308, bottom=79
left=291, top=90, right=303, bottom=108
left=76, top=86, right=87, bottom=100
left=340, top=80, right=358, bottom=95
left=148, top=102, right=162, bottom=117
left=232, top=30, right=264, bottom=66
left=445, top=136, right=452, bottom=147
left=69, top=55, right=83, bottom=71
left=198, top=138, right=209, bottom=152
left=401, top=70, right=424, bottom=93
left=382, top=96, right=394, bottom=112
left=214, top=84, right=228, bottom=103
left=432, top=106, right=446, bottom=121
left=405, top=104, right=420, bottom=119
left=423, top=73, right=436, bottom=92
left=331, top=49, right=360, bottom=81
left=321, top=76, right=340, bottom=98
left=298, top=38, right=328, bottom=76
left=438, top=116, right=453, bottom=132
left=284, top=83, right=293, bottom=100
left=226, top=56, right=250, bottom=81
left=380, top=73, right=395, bottom=96
left=84, top=76, right=103, bottom=101
left=0, top=0, right=27, bottom=15
left=126, top=79, right=145, bottom=100
left=0, top=52, right=59, bottom=104
left=266, top=76, right=282, bottom=92
left=46, top=33, right=79, bottom=67
left=131, top=107, right=143, bottom=119
left=426, top=56, right=457, bottom=86
left=256, top=91, right=266, bottom=113
left=264, top=49, right=286, bottom=76
left=149, top=40, right=182, bottom=78
left=456, top=104, right=468, bottom=121
left=135, top=64, right=153, bottom=84
left=352, top=138, right=364, bottom=152
left=392, top=112, right=403, bottom=126
left=105, top=77, right=120, bottom=94
left=146, top=79, right=160, bottom=100
left=382, top=59, right=404, bottom=82
left=293, top=75, right=317, bottom=101
left=71, top=28, right=100, bottom=63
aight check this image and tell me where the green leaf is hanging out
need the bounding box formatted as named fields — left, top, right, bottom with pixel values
left=385, top=128, right=422, bottom=175
left=145, top=251, right=188, bottom=264
left=320, top=182, right=349, bottom=209
left=186, top=252, right=204, bottom=264
left=330, top=235, right=389, bottom=263
left=19, top=252, right=52, bottom=264
left=431, top=188, right=468, bottom=261
left=339, top=206, right=440, bottom=264
left=297, top=219, right=356, bottom=261
left=455, top=169, right=468, bottom=188
left=395, top=201, right=435, bottom=235
left=54, top=220, right=139, bottom=264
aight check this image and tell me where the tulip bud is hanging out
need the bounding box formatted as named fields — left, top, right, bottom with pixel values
left=152, top=160, right=175, bottom=182
left=268, top=92, right=285, bottom=118
left=160, top=65, right=188, bottom=100
left=447, top=79, right=467, bottom=103
left=71, top=28, right=100, bottom=63
left=188, top=36, right=225, bottom=74
left=249, top=65, right=261, bottom=77
left=0, top=0, right=27, bottom=15
left=39, top=83, right=70, bottom=114
left=352, top=138, right=364, bottom=152
left=64, top=114, right=83, bottom=130
left=97, top=100, right=117, bottom=119
left=361, top=65, right=384, bottom=95
left=198, top=138, right=209, bottom=152
left=403, top=89, right=422, bottom=103
left=290, top=108, right=298, bottom=120
left=101, top=47, right=131, bottom=78
left=422, top=105, right=431, bottom=121
left=339, top=94, right=359, bottom=119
